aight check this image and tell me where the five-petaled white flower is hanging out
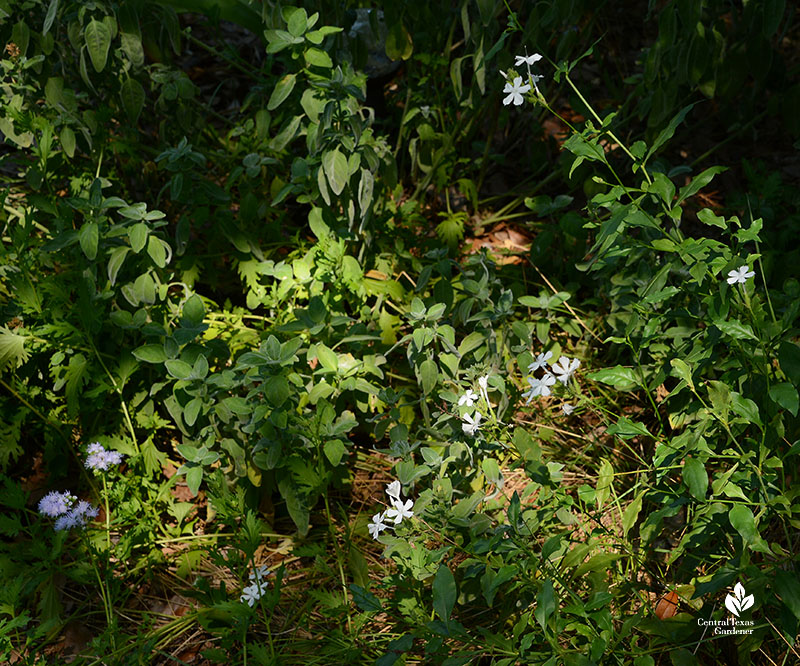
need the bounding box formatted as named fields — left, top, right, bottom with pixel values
left=522, top=373, right=556, bottom=403
left=368, top=512, right=389, bottom=539
left=386, top=480, right=401, bottom=501
left=528, top=351, right=553, bottom=373
left=240, top=583, right=265, bottom=607
left=385, top=498, right=414, bottom=525
left=249, top=566, right=271, bottom=583
left=552, top=356, right=580, bottom=385
left=561, top=403, right=575, bottom=415
left=515, top=53, right=542, bottom=67
left=502, top=76, right=531, bottom=106
left=458, top=389, right=479, bottom=407
left=461, top=411, right=482, bottom=436
left=726, top=265, right=755, bottom=285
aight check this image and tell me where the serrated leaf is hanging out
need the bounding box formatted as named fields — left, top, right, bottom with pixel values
left=85, top=19, right=111, bottom=73
left=349, top=584, right=382, bottom=612
left=0, top=326, right=30, bottom=372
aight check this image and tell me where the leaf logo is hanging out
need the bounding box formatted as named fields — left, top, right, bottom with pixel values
left=724, top=582, right=754, bottom=617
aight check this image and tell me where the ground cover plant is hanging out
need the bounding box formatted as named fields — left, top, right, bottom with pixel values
left=2, top=0, right=800, bottom=664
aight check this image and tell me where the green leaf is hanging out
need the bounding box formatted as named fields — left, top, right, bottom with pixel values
left=286, top=7, right=307, bottom=36
left=779, top=342, right=800, bottom=384
left=165, top=359, right=193, bottom=379
left=43, top=0, right=59, bottom=35
left=185, top=465, right=203, bottom=496
left=132, top=344, right=167, bottom=363
left=714, top=319, right=757, bottom=340
left=728, top=504, right=770, bottom=553
left=645, top=103, right=696, bottom=162
left=322, top=148, right=348, bottom=196
left=147, top=235, right=167, bottom=267
left=182, top=294, right=205, bottom=326
left=385, top=20, right=413, bottom=61
left=265, top=375, right=290, bottom=407
left=682, top=458, right=708, bottom=500
left=0, top=326, right=30, bottom=372
left=120, top=78, right=145, bottom=123
left=433, top=564, right=456, bottom=621
left=534, top=580, right=556, bottom=631
left=267, top=74, right=296, bottom=111
left=350, top=584, right=382, bottom=612
left=596, top=459, right=613, bottom=508
left=622, top=491, right=644, bottom=537
left=697, top=208, right=727, bottom=229
left=107, top=246, right=129, bottom=285
left=670, top=359, right=694, bottom=389
left=184, top=397, right=202, bottom=426
left=588, top=366, right=639, bottom=391
left=316, top=344, right=338, bottom=372
left=419, top=359, right=438, bottom=395
left=278, top=477, right=309, bottom=536
left=676, top=166, right=727, bottom=206
left=304, top=47, right=333, bottom=68
left=84, top=19, right=111, bottom=73
left=79, top=222, right=99, bottom=260
left=60, top=126, right=76, bottom=158
left=775, top=570, right=800, bottom=621
left=769, top=382, right=799, bottom=416
left=324, top=439, right=345, bottom=466
left=129, top=223, right=148, bottom=252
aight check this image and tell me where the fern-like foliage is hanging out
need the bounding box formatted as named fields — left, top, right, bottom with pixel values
left=0, top=327, right=29, bottom=374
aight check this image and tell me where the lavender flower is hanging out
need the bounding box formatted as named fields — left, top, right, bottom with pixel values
left=85, top=442, right=124, bottom=472
left=52, top=499, right=99, bottom=531
left=38, top=491, right=76, bottom=517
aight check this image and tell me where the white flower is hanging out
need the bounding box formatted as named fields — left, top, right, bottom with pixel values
left=478, top=375, right=489, bottom=391
left=561, top=403, right=575, bottom=415
left=527, top=351, right=553, bottom=373
left=368, top=512, right=389, bottom=539
left=458, top=389, right=479, bottom=407
left=515, top=53, right=542, bottom=67
left=552, top=356, right=580, bottom=385
left=499, top=69, right=508, bottom=79
left=502, top=76, right=531, bottom=106
left=249, top=566, right=271, bottom=583
left=461, top=411, right=482, bottom=436
left=522, top=373, right=556, bottom=403
left=384, top=498, right=414, bottom=525
left=240, top=582, right=265, bottom=607
left=385, top=480, right=402, bottom=502
left=726, top=265, right=755, bottom=285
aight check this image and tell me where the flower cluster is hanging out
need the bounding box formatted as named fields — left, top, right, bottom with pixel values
left=369, top=480, right=414, bottom=540
left=457, top=374, right=490, bottom=436
left=522, top=350, right=580, bottom=410
left=501, top=51, right=544, bottom=106
left=240, top=565, right=272, bottom=607
left=38, top=491, right=98, bottom=531
left=85, top=442, right=124, bottom=472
